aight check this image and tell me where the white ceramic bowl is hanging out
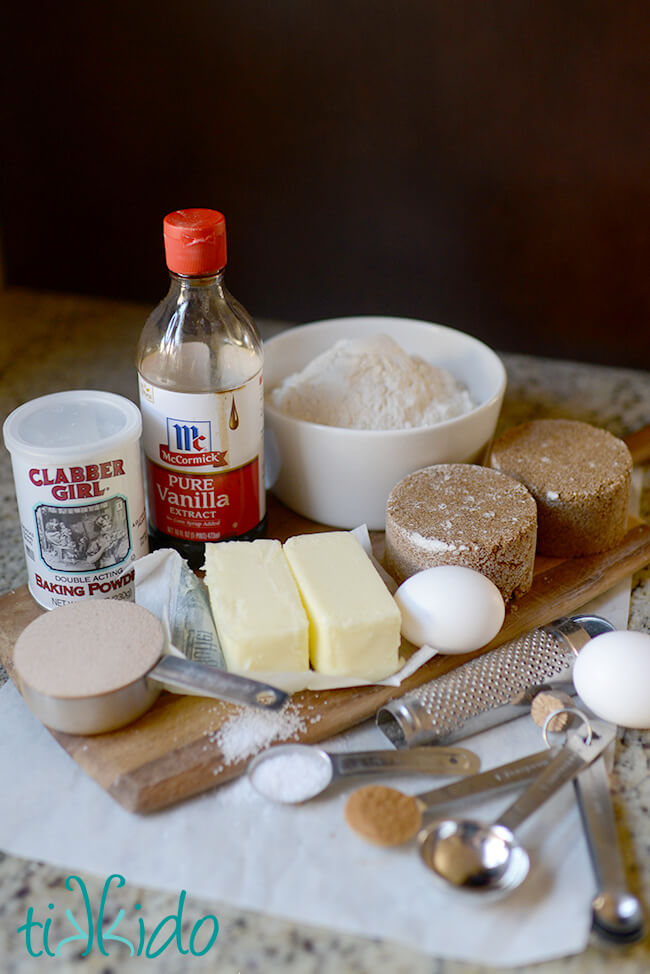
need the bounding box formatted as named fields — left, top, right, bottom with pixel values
left=264, top=316, right=506, bottom=530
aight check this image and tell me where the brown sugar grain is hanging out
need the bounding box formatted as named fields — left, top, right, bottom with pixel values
left=490, top=419, right=632, bottom=557
left=344, top=784, right=422, bottom=846
left=384, top=464, right=537, bottom=601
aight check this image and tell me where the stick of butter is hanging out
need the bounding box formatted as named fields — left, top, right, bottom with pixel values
left=283, top=532, right=402, bottom=681
left=203, top=540, right=310, bottom=673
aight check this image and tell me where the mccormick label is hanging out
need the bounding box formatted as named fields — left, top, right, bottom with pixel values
left=138, top=372, right=265, bottom=543
left=9, top=450, right=148, bottom=610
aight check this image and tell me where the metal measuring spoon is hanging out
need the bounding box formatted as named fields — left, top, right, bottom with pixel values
left=248, top=742, right=480, bottom=803
left=575, top=754, right=646, bottom=943
left=418, top=711, right=617, bottom=896
left=345, top=748, right=556, bottom=846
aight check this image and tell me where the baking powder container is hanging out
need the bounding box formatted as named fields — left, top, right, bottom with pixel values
left=3, top=390, right=149, bottom=609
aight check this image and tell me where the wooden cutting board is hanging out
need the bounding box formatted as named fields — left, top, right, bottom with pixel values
left=2, top=491, right=650, bottom=814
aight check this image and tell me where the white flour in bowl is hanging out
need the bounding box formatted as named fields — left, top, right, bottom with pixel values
left=268, top=334, right=474, bottom=430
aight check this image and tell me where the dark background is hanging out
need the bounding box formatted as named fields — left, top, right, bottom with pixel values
left=2, top=1, right=649, bottom=367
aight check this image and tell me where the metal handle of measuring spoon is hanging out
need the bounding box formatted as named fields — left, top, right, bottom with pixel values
left=416, top=749, right=555, bottom=823
left=328, top=746, right=480, bottom=778
left=574, top=755, right=645, bottom=943
left=148, top=656, right=289, bottom=710
left=498, top=717, right=617, bottom=835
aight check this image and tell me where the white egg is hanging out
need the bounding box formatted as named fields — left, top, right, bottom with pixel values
left=394, top=565, right=505, bottom=653
left=573, top=630, right=650, bottom=728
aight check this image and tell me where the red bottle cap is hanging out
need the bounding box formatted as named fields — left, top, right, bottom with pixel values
left=163, top=208, right=227, bottom=276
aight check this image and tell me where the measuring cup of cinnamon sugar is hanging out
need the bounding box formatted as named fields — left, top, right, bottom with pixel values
left=13, top=600, right=288, bottom=734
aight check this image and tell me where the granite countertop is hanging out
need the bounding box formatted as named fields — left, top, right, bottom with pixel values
left=0, top=288, right=649, bottom=973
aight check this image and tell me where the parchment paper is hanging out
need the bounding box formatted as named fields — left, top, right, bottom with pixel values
left=0, top=581, right=631, bottom=966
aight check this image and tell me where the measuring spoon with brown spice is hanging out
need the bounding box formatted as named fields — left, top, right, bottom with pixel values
left=345, top=748, right=554, bottom=846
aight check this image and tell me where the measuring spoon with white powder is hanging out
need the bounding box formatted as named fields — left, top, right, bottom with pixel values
left=13, top=600, right=288, bottom=735
left=247, top=741, right=480, bottom=804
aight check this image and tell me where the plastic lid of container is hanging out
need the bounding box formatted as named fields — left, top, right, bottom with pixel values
left=163, top=208, right=227, bottom=276
left=3, top=390, right=142, bottom=461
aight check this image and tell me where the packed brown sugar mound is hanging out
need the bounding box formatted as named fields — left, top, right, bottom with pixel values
left=490, top=419, right=632, bottom=557
left=384, top=463, right=537, bottom=601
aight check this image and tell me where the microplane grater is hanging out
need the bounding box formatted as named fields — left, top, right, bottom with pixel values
left=376, top=615, right=615, bottom=748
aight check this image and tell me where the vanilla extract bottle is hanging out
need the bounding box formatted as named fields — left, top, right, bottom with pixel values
left=136, top=208, right=266, bottom=569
